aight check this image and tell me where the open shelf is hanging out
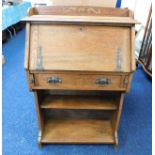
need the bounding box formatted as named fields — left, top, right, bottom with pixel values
left=41, top=118, right=114, bottom=144
left=40, top=95, right=118, bottom=110
left=36, top=91, right=122, bottom=145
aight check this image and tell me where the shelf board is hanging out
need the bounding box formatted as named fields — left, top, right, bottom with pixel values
left=41, top=118, right=114, bottom=143
left=40, top=95, right=117, bottom=110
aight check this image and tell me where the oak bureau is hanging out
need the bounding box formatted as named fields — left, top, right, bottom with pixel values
left=24, top=6, right=137, bottom=147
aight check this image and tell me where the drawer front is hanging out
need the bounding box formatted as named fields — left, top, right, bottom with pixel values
left=34, top=73, right=124, bottom=90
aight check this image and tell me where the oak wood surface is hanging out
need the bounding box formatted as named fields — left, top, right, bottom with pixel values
left=34, top=92, right=44, bottom=136
left=26, top=70, right=34, bottom=91
left=29, top=25, right=131, bottom=72
left=34, top=73, right=123, bottom=90
left=40, top=95, right=118, bottom=110
left=111, top=93, right=124, bottom=146
left=131, top=27, right=136, bottom=71
left=23, top=15, right=138, bottom=25
left=24, top=6, right=136, bottom=146
left=113, top=93, right=124, bottom=132
left=30, top=6, right=129, bottom=17
left=41, top=118, right=114, bottom=143
left=24, top=23, right=30, bottom=70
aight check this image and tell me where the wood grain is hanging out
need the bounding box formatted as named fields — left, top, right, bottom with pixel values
left=41, top=118, right=114, bottom=143
left=34, top=92, right=44, bottom=135
left=29, top=25, right=131, bottom=72
left=23, top=15, right=138, bottom=25
left=40, top=95, right=118, bottom=110
left=30, top=6, right=129, bottom=17
left=28, top=7, right=35, bottom=16
left=24, top=6, right=136, bottom=146
left=26, top=71, right=34, bottom=91
left=131, top=27, right=136, bottom=71
left=111, top=93, right=124, bottom=146
left=34, top=73, right=123, bottom=91
left=24, top=23, right=30, bottom=70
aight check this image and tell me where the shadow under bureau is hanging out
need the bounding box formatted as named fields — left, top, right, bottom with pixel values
left=24, top=6, right=137, bottom=147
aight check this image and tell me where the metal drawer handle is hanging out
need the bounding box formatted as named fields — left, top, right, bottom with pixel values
left=96, top=78, right=112, bottom=86
left=47, top=77, right=62, bottom=84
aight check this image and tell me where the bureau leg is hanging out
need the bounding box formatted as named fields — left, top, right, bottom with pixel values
left=38, top=141, right=42, bottom=148
left=34, top=92, right=44, bottom=132
left=112, top=93, right=124, bottom=149
left=38, top=131, right=42, bottom=148
left=34, top=91, right=44, bottom=148
left=114, top=132, right=119, bottom=149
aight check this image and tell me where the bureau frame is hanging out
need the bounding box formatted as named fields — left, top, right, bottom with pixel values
left=24, top=6, right=137, bottom=148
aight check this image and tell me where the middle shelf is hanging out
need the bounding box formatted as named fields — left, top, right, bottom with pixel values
left=40, top=93, right=119, bottom=110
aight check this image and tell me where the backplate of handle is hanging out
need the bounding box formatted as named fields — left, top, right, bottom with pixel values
left=96, top=78, right=112, bottom=86
left=47, top=77, right=62, bottom=84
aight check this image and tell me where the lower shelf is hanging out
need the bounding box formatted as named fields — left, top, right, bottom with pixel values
left=41, top=118, right=115, bottom=144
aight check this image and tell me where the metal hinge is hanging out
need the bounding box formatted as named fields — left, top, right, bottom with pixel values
left=116, top=48, right=122, bottom=71
left=36, top=46, right=44, bottom=70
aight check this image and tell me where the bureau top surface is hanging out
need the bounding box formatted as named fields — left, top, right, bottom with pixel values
left=25, top=7, right=136, bottom=73
left=24, top=15, right=137, bottom=25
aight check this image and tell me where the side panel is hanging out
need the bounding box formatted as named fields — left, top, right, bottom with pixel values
left=24, top=23, right=30, bottom=70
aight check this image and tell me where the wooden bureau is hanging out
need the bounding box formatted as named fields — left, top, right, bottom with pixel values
left=24, top=6, right=137, bottom=147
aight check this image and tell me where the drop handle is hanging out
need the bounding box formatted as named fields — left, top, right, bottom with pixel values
left=96, top=78, right=112, bottom=86
left=47, top=77, right=62, bottom=84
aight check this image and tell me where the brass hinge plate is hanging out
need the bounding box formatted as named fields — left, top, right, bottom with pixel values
left=36, top=46, right=44, bottom=70
left=116, top=48, right=123, bottom=72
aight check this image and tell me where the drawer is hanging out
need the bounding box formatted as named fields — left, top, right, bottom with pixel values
left=33, top=73, right=125, bottom=91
